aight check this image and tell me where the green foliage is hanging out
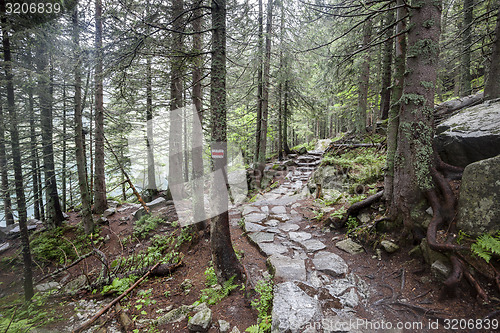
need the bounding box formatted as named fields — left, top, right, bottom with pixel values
left=204, top=266, right=218, bottom=287
left=135, top=288, right=156, bottom=311
left=30, top=227, right=86, bottom=265
left=330, top=206, right=347, bottom=219
left=346, top=216, right=359, bottom=234
left=247, top=276, right=273, bottom=333
left=312, top=210, right=324, bottom=221
left=133, top=215, right=166, bottom=239
left=198, top=275, right=239, bottom=305
left=346, top=194, right=366, bottom=205
left=471, top=233, right=500, bottom=263
left=102, top=275, right=138, bottom=294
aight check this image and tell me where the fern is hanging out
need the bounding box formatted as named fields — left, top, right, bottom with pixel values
left=471, top=234, right=500, bottom=263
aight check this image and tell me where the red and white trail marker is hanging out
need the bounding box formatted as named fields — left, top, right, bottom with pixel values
left=212, top=149, right=224, bottom=158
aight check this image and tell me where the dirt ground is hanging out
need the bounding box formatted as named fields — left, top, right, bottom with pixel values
left=1, top=181, right=500, bottom=332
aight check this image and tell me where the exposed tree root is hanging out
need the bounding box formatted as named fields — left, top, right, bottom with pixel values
left=35, top=251, right=93, bottom=284
left=336, top=190, right=384, bottom=228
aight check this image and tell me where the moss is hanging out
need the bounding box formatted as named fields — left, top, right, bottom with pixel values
left=422, top=19, right=435, bottom=28
left=407, top=39, right=439, bottom=59
left=401, top=93, right=426, bottom=105
left=420, top=81, right=434, bottom=90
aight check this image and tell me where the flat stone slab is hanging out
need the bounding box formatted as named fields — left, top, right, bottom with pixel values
left=272, top=281, right=322, bottom=333
left=336, top=238, right=364, bottom=254
left=268, top=255, right=306, bottom=281
left=279, top=223, right=300, bottom=232
left=244, top=222, right=266, bottom=232
left=242, top=206, right=260, bottom=216
left=265, top=219, right=279, bottom=227
left=313, top=251, right=348, bottom=277
left=248, top=232, right=275, bottom=244
left=300, top=239, right=326, bottom=252
left=271, top=206, right=287, bottom=215
left=289, top=231, right=312, bottom=243
left=259, top=243, right=288, bottom=256
left=271, top=214, right=290, bottom=222
left=244, top=213, right=267, bottom=224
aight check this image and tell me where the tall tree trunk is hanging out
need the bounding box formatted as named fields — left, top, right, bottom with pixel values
left=384, top=0, right=406, bottom=206
left=391, top=0, right=441, bottom=233
left=254, top=0, right=264, bottom=164
left=36, top=33, right=64, bottom=229
left=167, top=0, right=185, bottom=201
left=380, top=10, right=394, bottom=120
left=0, top=102, right=14, bottom=225
left=460, top=0, right=473, bottom=96
left=28, top=71, right=41, bottom=221
left=62, top=82, right=67, bottom=213
left=94, top=0, right=107, bottom=214
left=37, top=155, right=45, bottom=221
left=283, top=77, right=291, bottom=154
left=73, top=4, right=94, bottom=234
left=277, top=0, right=285, bottom=160
left=192, top=1, right=205, bottom=228
left=1, top=1, right=34, bottom=300
left=210, top=0, right=243, bottom=283
left=146, top=56, right=157, bottom=192
left=484, top=6, right=500, bottom=100
left=356, top=19, right=372, bottom=134
left=257, top=0, right=274, bottom=180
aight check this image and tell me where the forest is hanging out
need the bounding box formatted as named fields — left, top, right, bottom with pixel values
left=1, top=0, right=500, bottom=332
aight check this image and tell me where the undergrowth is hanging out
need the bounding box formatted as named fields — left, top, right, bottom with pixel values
left=246, top=276, right=273, bottom=333
left=30, top=226, right=87, bottom=265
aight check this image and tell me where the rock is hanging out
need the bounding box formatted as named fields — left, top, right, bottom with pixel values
left=342, top=288, right=359, bottom=308
left=147, top=197, right=167, bottom=209
left=268, top=254, right=306, bottom=281
left=315, top=139, right=331, bottom=151
left=380, top=240, right=399, bottom=253
left=103, top=208, right=116, bottom=217
left=300, top=239, right=326, bottom=252
left=271, top=214, right=290, bottom=222
left=336, top=238, right=364, bottom=254
left=322, top=189, right=342, bottom=203
left=0, top=242, right=10, bottom=254
left=188, top=307, right=212, bottom=332
left=244, top=213, right=267, bottom=224
left=258, top=243, right=288, bottom=256
left=298, top=146, right=307, bottom=155
left=63, top=212, right=70, bottom=219
left=218, top=320, right=231, bottom=333
left=265, top=219, right=279, bottom=227
left=96, top=216, right=109, bottom=225
left=35, top=282, right=60, bottom=292
left=358, top=212, right=371, bottom=224
left=420, top=238, right=449, bottom=266
left=312, top=251, right=348, bottom=277
left=242, top=206, right=260, bottom=216
left=244, top=222, right=266, bottom=232
left=4, top=224, right=37, bottom=239
left=63, top=275, right=87, bottom=294
left=310, top=165, right=349, bottom=191
left=272, top=281, right=322, bottom=333
left=230, top=327, right=240, bottom=333
left=248, top=232, right=275, bottom=244
left=434, top=99, right=500, bottom=167
left=283, top=159, right=296, bottom=167
left=289, top=231, right=312, bottom=243
left=156, top=305, right=191, bottom=325
left=271, top=206, right=287, bottom=215
left=431, top=260, right=451, bottom=281
left=456, top=154, right=500, bottom=236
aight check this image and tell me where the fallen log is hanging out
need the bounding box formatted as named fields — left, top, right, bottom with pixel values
left=36, top=251, right=93, bottom=284
left=72, top=262, right=161, bottom=333
left=336, top=191, right=384, bottom=228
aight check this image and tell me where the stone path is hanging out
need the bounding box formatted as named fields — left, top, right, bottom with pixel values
left=238, top=151, right=374, bottom=333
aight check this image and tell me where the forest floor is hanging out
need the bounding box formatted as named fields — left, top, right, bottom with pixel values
left=1, top=152, right=500, bottom=332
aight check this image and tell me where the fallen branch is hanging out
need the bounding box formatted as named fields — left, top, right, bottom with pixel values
left=72, top=262, right=161, bottom=333
left=337, top=191, right=384, bottom=228
left=36, top=252, right=93, bottom=284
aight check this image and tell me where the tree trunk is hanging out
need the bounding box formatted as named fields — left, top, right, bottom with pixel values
left=192, top=2, right=205, bottom=228
left=28, top=76, right=41, bottom=222
left=0, top=102, right=14, bottom=226
left=384, top=0, right=406, bottom=206
left=380, top=10, right=394, bottom=120
left=167, top=0, right=185, bottom=201
left=257, top=0, right=274, bottom=179
left=62, top=82, right=67, bottom=213
left=283, top=78, right=291, bottom=154
left=146, top=56, right=157, bottom=192
left=36, top=33, right=64, bottom=229
left=254, top=0, right=264, bottom=165
left=460, top=0, right=473, bottom=96
left=210, top=0, right=244, bottom=283
left=277, top=0, right=285, bottom=160
left=1, top=1, right=34, bottom=300
left=73, top=4, right=94, bottom=234
left=356, top=19, right=372, bottom=134
left=391, top=0, right=441, bottom=233
left=94, top=0, right=107, bottom=214
left=484, top=6, right=500, bottom=100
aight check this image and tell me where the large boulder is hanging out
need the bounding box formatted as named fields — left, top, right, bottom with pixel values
left=456, top=154, right=500, bottom=236
left=310, top=165, right=349, bottom=191
left=434, top=99, right=500, bottom=167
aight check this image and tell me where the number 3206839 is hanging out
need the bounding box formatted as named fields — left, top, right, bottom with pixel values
left=5, top=2, right=61, bottom=15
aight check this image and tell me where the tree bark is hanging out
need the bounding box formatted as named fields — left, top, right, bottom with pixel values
left=1, top=0, right=34, bottom=300
left=73, top=4, right=94, bottom=234
left=384, top=0, right=406, bottom=207
left=484, top=6, right=500, bottom=100
left=192, top=1, right=206, bottom=228
left=94, top=0, right=107, bottom=214
left=460, top=0, right=473, bottom=96
left=380, top=10, right=394, bottom=120
left=391, top=0, right=441, bottom=233
left=146, top=56, right=157, bottom=192
left=62, top=82, right=67, bottom=213
left=356, top=19, right=372, bottom=134
left=0, top=102, right=14, bottom=226
left=27, top=73, right=41, bottom=221
left=36, top=32, right=64, bottom=229
left=167, top=0, right=185, bottom=201
left=254, top=0, right=264, bottom=165
left=210, top=0, right=244, bottom=283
